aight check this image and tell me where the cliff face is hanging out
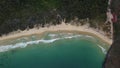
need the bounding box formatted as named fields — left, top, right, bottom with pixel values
left=104, top=31, right=120, bottom=68
left=104, top=0, right=120, bottom=68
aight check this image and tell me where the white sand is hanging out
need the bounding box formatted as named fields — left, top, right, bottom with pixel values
left=0, top=22, right=112, bottom=45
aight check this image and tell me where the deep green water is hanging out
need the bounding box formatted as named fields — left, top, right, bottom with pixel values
left=0, top=32, right=109, bottom=68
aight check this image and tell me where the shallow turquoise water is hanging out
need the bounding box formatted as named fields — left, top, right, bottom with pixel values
left=0, top=32, right=109, bottom=68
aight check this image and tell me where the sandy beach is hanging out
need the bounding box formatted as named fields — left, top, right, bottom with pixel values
left=0, top=22, right=112, bottom=45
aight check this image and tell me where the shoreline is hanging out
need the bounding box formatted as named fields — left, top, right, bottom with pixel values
left=0, top=22, right=112, bottom=45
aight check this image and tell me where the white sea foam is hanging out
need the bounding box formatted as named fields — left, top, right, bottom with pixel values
left=86, top=35, right=93, bottom=38
left=64, top=35, right=82, bottom=39
left=0, top=45, right=13, bottom=52
left=97, top=45, right=107, bottom=54
left=48, top=34, right=57, bottom=37
left=0, top=38, right=60, bottom=52
left=0, top=34, right=97, bottom=53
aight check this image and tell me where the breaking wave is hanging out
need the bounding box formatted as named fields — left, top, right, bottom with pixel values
left=0, top=35, right=84, bottom=52
left=0, top=34, right=104, bottom=53
left=0, top=38, right=60, bottom=52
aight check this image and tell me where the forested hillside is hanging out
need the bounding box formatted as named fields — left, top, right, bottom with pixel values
left=0, top=0, right=108, bottom=36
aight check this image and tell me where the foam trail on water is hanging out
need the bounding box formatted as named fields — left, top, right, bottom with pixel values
left=97, top=45, right=107, bottom=54
left=48, top=34, right=57, bottom=37
left=0, top=45, right=13, bottom=52
left=0, top=34, right=96, bottom=53
left=64, top=35, right=82, bottom=39
left=0, top=38, right=60, bottom=52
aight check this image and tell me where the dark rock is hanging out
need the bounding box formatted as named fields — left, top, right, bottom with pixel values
left=104, top=0, right=120, bottom=68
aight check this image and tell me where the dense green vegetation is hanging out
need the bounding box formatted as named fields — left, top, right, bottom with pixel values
left=0, top=0, right=108, bottom=36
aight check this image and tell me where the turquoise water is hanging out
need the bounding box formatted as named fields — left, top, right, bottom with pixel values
left=0, top=32, right=109, bottom=68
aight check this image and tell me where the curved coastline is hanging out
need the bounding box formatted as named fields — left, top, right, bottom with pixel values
left=0, top=22, right=112, bottom=45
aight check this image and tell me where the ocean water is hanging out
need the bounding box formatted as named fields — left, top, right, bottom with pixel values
left=0, top=32, right=109, bottom=68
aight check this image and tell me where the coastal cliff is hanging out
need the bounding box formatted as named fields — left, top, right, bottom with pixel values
left=104, top=0, right=120, bottom=68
